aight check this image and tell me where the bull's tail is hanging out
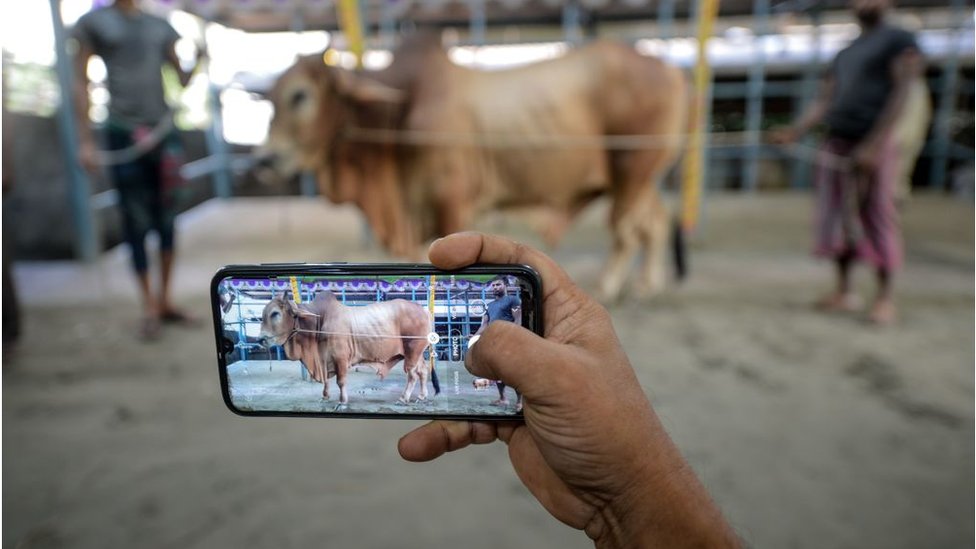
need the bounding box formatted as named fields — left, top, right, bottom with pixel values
left=671, top=215, right=688, bottom=281
left=671, top=64, right=692, bottom=283
left=430, top=364, right=441, bottom=395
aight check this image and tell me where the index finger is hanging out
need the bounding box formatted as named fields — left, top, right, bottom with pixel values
left=428, top=232, right=570, bottom=298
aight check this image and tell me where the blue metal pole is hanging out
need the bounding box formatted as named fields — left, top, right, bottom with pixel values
left=50, top=0, right=98, bottom=262
left=562, top=0, right=581, bottom=46
left=742, top=0, right=770, bottom=192
left=462, top=288, right=471, bottom=360
left=927, top=0, right=965, bottom=189
left=446, top=285, right=453, bottom=360
left=658, top=0, right=674, bottom=41
left=235, top=289, right=247, bottom=361
left=792, top=5, right=823, bottom=189
left=469, top=0, right=486, bottom=46
left=381, top=0, right=396, bottom=49
left=205, top=84, right=232, bottom=198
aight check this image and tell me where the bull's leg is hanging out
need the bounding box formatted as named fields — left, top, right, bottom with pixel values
left=335, top=359, right=350, bottom=404
left=634, top=191, right=671, bottom=299
left=401, top=339, right=429, bottom=402
left=416, top=359, right=430, bottom=401
left=399, top=371, right=419, bottom=404
left=602, top=141, right=680, bottom=303
left=541, top=193, right=603, bottom=249
left=599, top=209, right=641, bottom=303
left=319, top=358, right=332, bottom=399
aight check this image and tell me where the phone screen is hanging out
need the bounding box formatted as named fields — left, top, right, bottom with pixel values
left=212, top=264, right=541, bottom=419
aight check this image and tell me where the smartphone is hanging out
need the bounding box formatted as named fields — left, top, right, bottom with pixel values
left=211, top=263, right=542, bottom=419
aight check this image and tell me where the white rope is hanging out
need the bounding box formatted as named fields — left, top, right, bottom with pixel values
left=343, top=126, right=857, bottom=172
left=293, top=328, right=440, bottom=340
left=288, top=328, right=450, bottom=345
left=94, top=114, right=177, bottom=166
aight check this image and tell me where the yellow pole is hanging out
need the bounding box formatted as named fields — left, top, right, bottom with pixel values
left=337, top=0, right=365, bottom=68
left=681, top=0, right=720, bottom=234
left=289, top=276, right=302, bottom=303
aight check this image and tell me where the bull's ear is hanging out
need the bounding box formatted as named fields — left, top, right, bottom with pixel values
left=336, top=70, right=405, bottom=104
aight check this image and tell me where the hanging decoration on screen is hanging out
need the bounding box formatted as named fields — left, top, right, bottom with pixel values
left=131, top=0, right=656, bottom=17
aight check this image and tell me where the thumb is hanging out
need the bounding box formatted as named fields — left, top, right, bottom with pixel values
left=465, top=321, right=580, bottom=403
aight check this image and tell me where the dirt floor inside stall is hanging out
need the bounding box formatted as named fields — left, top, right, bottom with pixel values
left=226, top=359, right=520, bottom=417
left=4, top=193, right=973, bottom=549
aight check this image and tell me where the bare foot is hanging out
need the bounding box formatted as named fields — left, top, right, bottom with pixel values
left=868, top=299, right=897, bottom=326
left=814, top=292, right=862, bottom=313
left=140, top=316, right=162, bottom=342
left=160, top=307, right=201, bottom=326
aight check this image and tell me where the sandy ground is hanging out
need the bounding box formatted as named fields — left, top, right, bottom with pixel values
left=3, top=193, right=973, bottom=549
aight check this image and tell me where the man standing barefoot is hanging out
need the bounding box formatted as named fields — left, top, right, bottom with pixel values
left=773, top=0, right=923, bottom=325
left=73, top=0, right=203, bottom=339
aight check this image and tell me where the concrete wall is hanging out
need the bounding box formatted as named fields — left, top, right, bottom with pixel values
left=3, top=113, right=219, bottom=260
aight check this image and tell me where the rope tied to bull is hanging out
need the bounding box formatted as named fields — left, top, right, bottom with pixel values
left=91, top=112, right=178, bottom=166
left=292, top=327, right=440, bottom=342
left=342, top=126, right=861, bottom=172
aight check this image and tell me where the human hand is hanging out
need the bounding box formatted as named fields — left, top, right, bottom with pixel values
left=852, top=141, right=880, bottom=173
left=398, top=232, right=738, bottom=548
left=78, top=138, right=99, bottom=174
left=890, top=48, right=923, bottom=85
left=770, top=126, right=801, bottom=146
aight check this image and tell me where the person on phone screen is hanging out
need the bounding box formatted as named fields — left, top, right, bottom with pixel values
left=473, top=276, right=522, bottom=411
left=399, top=233, right=741, bottom=548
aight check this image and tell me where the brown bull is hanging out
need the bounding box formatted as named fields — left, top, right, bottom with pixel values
left=257, top=38, right=687, bottom=300
left=259, top=292, right=437, bottom=405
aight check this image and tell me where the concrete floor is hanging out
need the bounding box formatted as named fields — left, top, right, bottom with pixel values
left=226, top=359, right=519, bottom=417
left=3, top=193, right=973, bottom=549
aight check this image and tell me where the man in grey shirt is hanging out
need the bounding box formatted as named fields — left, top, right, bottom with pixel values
left=73, top=0, right=203, bottom=339
left=774, top=0, right=923, bottom=325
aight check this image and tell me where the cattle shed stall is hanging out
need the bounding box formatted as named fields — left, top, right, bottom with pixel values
left=3, top=2, right=974, bottom=549
left=8, top=0, right=973, bottom=260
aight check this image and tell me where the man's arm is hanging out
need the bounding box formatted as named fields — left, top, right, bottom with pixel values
left=772, top=74, right=834, bottom=144
left=72, top=40, right=98, bottom=173
left=165, top=38, right=206, bottom=88
left=852, top=48, right=924, bottom=170
left=512, top=305, right=521, bottom=327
